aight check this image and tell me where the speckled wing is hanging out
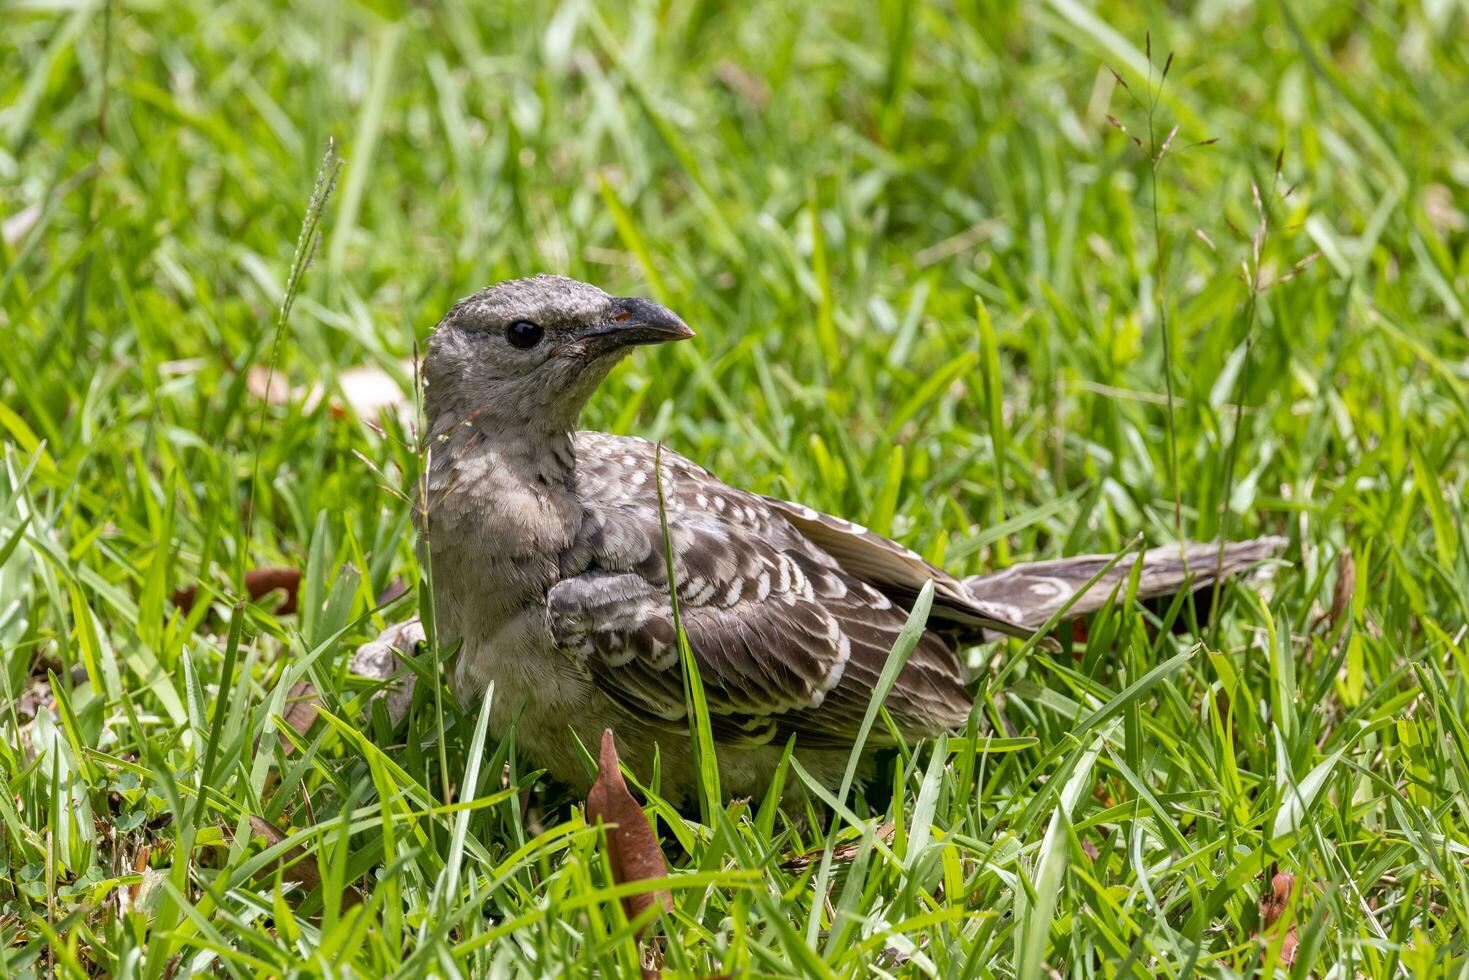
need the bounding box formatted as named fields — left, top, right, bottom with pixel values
left=761, top=500, right=1286, bottom=633
left=758, top=497, right=1033, bottom=640
left=552, top=434, right=978, bottom=747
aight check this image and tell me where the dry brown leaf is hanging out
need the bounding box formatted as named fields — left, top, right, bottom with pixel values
left=1308, top=547, right=1355, bottom=661
left=585, top=728, right=672, bottom=934
left=172, top=567, right=301, bottom=615
left=376, top=577, right=409, bottom=605
left=126, top=845, right=151, bottom=906
left=1260, top=870, right=1291, bottom=927
left=1258, top=870, right=1299, bottom=965
left=780, top=822, right=897, bottom=871
left=1327, top=547, right=1354, bottom=635
left=244, top=815, right=320, bottom=891
left=277, top=680, right=321, bottom=753
left=239, top=815, right=362, bottom=909
left=11, top=674, right=53, bottom=722
left=245, top=567, right=302, bottom=614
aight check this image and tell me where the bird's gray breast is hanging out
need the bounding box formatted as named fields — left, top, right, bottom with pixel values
left=423, top=440, right=586, bottom=700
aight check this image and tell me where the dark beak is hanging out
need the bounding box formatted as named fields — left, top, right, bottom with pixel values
left=578, top=296, right=694, bottom=355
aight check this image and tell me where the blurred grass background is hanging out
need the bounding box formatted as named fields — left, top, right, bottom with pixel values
left=2, top=0, right=1468, bottom=975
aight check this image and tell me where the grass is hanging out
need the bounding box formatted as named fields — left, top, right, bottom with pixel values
left=3, top=0, right=1468, bottom=975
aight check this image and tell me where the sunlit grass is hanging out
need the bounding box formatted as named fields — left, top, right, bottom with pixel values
left=2, top=0, right=1467, bottom=975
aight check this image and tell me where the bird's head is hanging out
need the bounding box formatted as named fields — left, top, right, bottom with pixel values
left=425, top=275, right=693, bottom=435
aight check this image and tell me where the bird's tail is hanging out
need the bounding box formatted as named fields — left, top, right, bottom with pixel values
left=962, top=537, right=1286, bottom=630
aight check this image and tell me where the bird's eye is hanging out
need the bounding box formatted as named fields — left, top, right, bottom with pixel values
left=505, top=320, right=544, bottom=349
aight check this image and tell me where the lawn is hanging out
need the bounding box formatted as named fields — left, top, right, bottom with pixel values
left=2, top=0, right=1468, bottom=975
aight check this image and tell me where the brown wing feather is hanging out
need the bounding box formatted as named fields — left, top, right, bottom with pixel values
left=554, top=434, right=973, bottom=747
left=760, top=495, right=1032, bottom=639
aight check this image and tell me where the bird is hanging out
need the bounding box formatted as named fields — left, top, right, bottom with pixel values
left=417, top=274, right=1282, bottom=803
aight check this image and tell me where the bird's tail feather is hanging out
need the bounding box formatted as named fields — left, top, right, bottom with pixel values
left=962, top=537, right=1286, bottom=630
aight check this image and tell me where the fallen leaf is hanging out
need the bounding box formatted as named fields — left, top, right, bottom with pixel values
left=1258, top=869, right=1299, bottom=965
left=245, top=567, right=301, bottom=614
left=713, top=60, right=771, bottom=110
left=237, top=815, right=362, bottom=909
left=277, top=680, right=321, bottom=753
left=780, top=822, right=896, bottom=871
left=1069, top=618, right=1089, bottom=646
left=245, top=365, right=298, bottom=406
left=171, top=567, right=301, bottom=615
left=246, top=815, right=321, bottom=891
left=4, top=170, right=90, bottom=247
left=11, top=675, right=52, bottom=722
left=2, top=203, right=41, bottom=247
left=1326, top=547, right=1354, bottom=636
left=585, top=728, right=672, bottom=934
left=1260, top=870, right=1291, bottom=927
left=376, top=577, right=409, bottom=605
left=333, top=361, right=415, bottom=421
left=247, top=359, right=415, bottom=424
left=877, top=934, right=928, bottom=969
left=126, top=845, right=151, bottom=907
left=1423, top=183, right=1466, bottom=234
